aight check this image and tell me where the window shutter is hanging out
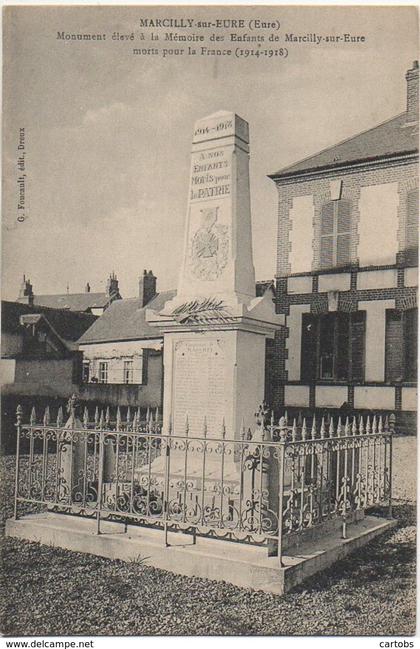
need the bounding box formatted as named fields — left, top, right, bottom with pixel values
left=336, top=313, right=350, bottom=381
left=406, top=189, right=419, bottom=264
left=351, top=312, right=366, bottom=382
left=336, top=234, right=351, bottom=266
left=385, top=310, right=403, bottom=382
left=336, top=201, right=351, bottom=266
left=320, top=202, right=334, bottom=268
left=337, top=201, right=351, bottom=232
left=301, top=314, right=317, bottom=381
left=321, top=202, right=335, bottom=234
left=320, top=200, right=352, bottom=268
left=404, top=308, right=417, bottom=381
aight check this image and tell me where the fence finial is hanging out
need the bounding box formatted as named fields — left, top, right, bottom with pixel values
left=185, top=413, right=189, bottom=436
left=57, top=406, right=63, bottom=427
left=311, top=416, right=316, bottom=439
left=337, top=417, right=342, bottom=437
left=16, top=404, right=23, bottom=425
left=127, top=406, right=132, bottom=423
left=279, top=417, right=287, bottom=443
left=302, top=418, right=307, bottom=440
left=99, top=409, right=105, bottom=429
left=105, top=406, right=110, bottom=425
left=328, top=417, right=334, bottom=438
left=352, top=416, right=357, bottom=436
left=240, top=417, right=246, bottom=440
left=30, top=407, right=36, bottom=426
left=221, top=417, right=226, bottom=439
left=83, top=406, right=89, bottom=428
left=372, top=415, right=377, bottom=434
left=284, top=410, right=288, bottom=426
left=378, top=415, right=383, bottom=434
left=116, top=406, right=121, bottom=431
left=66, top=394, right=79, bottom=420
left=43, top=406, right=50, bottom=427
left=155, top=406, right=159, bottom=422
left=291, top=418, right=297, bottom=442
left=344, top=416, right=350, bottom=436
left=168, top=413, right=173, bottom=435
left=366, top=415, right=371, bottom=435
left=389, top=413, right=396, bottom=433
left=320, top=416, right=325, bottom=439
left=94, top=406, right=99, bottom=427
left=359, top=416, right=364, bottom=435
left=278, top=416, right=287, bottom=442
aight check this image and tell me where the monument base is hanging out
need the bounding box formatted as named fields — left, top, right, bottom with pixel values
left=6, top=513, right=396, bottom=595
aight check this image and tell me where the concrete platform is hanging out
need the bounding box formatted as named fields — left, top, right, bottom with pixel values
left=5, top=513, right=396, bottom=595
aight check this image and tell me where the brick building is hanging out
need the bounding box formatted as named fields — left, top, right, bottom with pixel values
left=269, top=62, right=418, bottom=431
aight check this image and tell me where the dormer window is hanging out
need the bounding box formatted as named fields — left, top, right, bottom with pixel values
left=320, top=200, right=351, bottom=269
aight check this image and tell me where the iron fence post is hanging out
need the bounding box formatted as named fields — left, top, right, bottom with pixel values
left=277, top=423, right=287, bottom=567
left=96, top=430, right=104, bottom=535
left=342, top=440, right=348, bottom=540
left=163, top=435, right=171, bottom=547
left=14, top=405, right=23, bottom=520
left=387, top=427, right=393, bottom=519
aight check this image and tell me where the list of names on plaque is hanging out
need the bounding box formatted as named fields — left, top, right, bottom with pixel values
left=173, top=338, right=226, bottom=437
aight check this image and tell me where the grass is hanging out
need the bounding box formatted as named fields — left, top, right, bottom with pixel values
left=0, top=437, right=416, bottom=636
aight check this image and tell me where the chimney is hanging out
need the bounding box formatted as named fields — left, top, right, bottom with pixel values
left=139, top=269, right=157, bottom=307
left=85, top=282, right=91, bottom=293
left=406, top=60, right=418, bottom=123
left=18, top=274, right=34, bottom=306
left=106, top=272, right=119, bottom=299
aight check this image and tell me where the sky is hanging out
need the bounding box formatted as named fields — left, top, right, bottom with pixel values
left=2, top=5, right=418, bottom=301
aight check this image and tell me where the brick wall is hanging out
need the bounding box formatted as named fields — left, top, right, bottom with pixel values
left=269, top=158, right=418, bottom=430
left=275, top=159, right=418, bottom=277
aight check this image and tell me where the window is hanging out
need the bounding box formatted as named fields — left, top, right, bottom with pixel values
left=301, top=312, right=365, bottom=382
left=405, top=189, right=419, bottom=265
left=320, top=200, right=352, bottom=269
left=82, top=361, right=90, bottom=383
left=123, top=360, right=133, bottom=384
left=385, top=308, right=417, bottom=382
left=98, top=361, right=108, bottom=384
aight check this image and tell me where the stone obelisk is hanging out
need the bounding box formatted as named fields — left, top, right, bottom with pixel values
left=147, top=111, right=284, bottom=440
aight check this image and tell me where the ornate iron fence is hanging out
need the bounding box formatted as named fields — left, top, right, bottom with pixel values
left=12, top=397, right=394, bottom=565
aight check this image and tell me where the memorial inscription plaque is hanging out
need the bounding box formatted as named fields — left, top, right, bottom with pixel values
left=173, top=338, right=226, bottom=436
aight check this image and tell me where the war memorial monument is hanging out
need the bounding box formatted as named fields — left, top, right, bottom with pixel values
left=6, top=111, right=396, bottom=594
